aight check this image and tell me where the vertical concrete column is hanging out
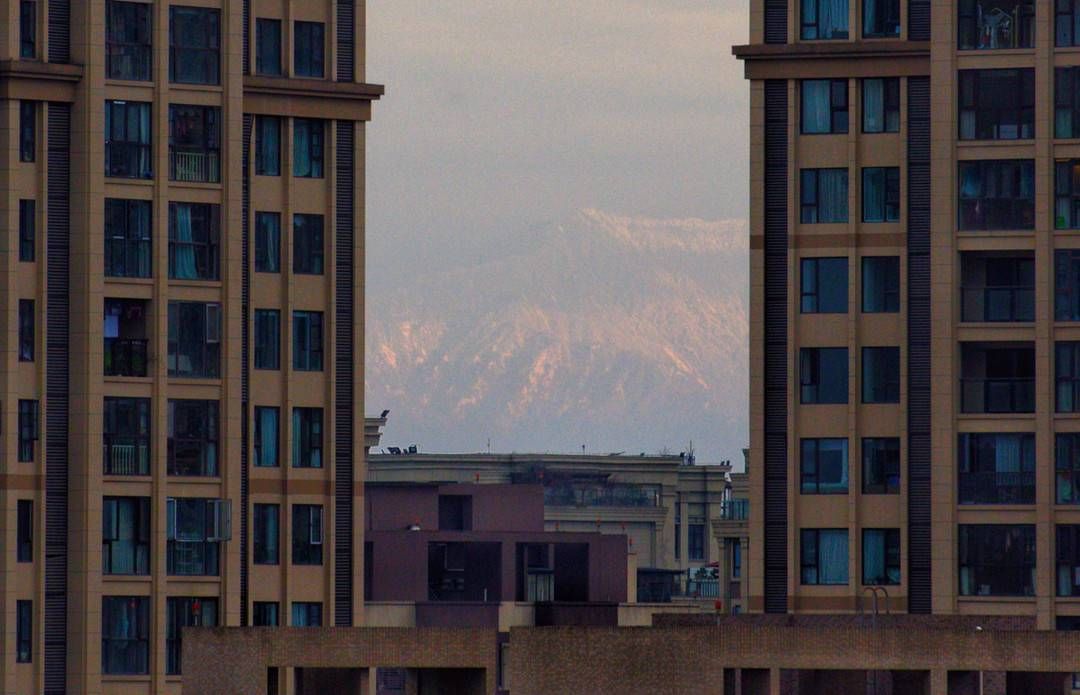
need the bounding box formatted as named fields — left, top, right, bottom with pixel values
left=929, top=670, right=947, bottom=695
left=769, top=668, right=781, bottom=695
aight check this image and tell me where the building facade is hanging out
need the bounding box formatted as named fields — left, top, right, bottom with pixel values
left=367, top=452, right=750, bottom=611
left=0, top=1, right=379, bottom=693
left=738, top=0, right=1080, bottom=630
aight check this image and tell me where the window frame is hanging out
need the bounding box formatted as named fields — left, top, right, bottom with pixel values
left=801, top=0, right=851, bottom=40
left=20, top=1, right=36, bottom=59
left=800, top=528, right=850, bottom=585
left=862, top=437, right=900, bottom=494
left=862, top=346, right=900, bottom=404
left=18, top=199, right=34, bottom=263
left=167, top=301, right=222, bottom=378
left=16, top=600, right=31, bottom=663
left=253, top=601, right=280, bottom=626
left=862, top=167, right=900, bottom=223
left=103, top=397, right=151, bottom=476
left=102, top=596, right=150, bottom=675
left=255, top=17, right=282, bottom=76
left=254, top=309, right=281, bottom=370
left=958, top=524, right=1036, bottom=597
left=17, top=399, right=38, bottom=463
left=799, top=347, right=849, bottom=404
left=292, top=118, right=325, bottom=178
left=18, top=299, right=33, bottom=362
left=959, top=0, right=1034, bottom=49
left=167, top=400, right=219, bottom=478
left=168, top=202, right=220, bottom=281
left=105, top=100, right=152, bottom=179
left=959, top=69, right=1035, bottom=141
left=254, top=503, right=280, bottom=565
left=255, top=115, right=281, bottom=176
left=102, top=496, right=151, bottom=576
left=293, top=21, right=326, bottom=78
left=861, top=256, right=900, bottom=313
left=106, top=0, right=153, bottom=81
left=800, top=438, right=850, bottom=495
left=800, top=168, right=850, bottom=224
left=292, top=311, right=324, bottom=372
left=862, top=0, right=899, bottom=38
left=254, top=406, right=280, bottom=468
left=255, top=211, right=281, bottom=272
left=801, top=79, right=849, bottom=135
left=861, top=528, right=901, bottom=586
left=105, top=198, right=152, bottom=278
left=169, top=5, right=221, bottom=85
left=800, top=257, right=848, bottom=314
left=958, top=159, right=1035, bottom=231
left=292, top=504, right=324, bottom=565
left=861, top=77, right=900, bottom=134
left=19, top=101, right=34, bottom=163
left=293, top=213, right=325, bottom=274
left=166, top=497, right=227, bottom=577
left=165, top=596, right=219, bottom=675
left=292, top=407, right=323, bottom=469
left=17, top=499, right=32, bottom=563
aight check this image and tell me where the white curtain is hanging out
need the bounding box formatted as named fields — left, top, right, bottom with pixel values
left=819, top=530, right=849, bottom=584
left=819, top=169, right=849, bottom=222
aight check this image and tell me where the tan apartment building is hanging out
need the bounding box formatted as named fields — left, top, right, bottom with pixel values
left=0, top=1, right=379, bottom=693
left=737, top=0, right=1080, bottom=635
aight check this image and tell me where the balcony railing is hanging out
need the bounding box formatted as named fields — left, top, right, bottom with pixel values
left=961, top=377, right=1035, bottom=413
left=169, top=149, right=220, bottom=183
left=103, top=438, right=150, bottom=476
left=105, top=338, right=149, bottom=377
left=961, top=286, right=1034, bottom=322
left=720, top=498, right=749, bottom=521
left=959, top=471, right=1036, bottom=504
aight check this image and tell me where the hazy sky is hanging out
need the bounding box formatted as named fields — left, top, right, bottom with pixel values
left=366, top=1, right=749, bottom=276
left=364, top=2, right=751, bottom=459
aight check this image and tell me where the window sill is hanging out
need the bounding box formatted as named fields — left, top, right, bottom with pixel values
left=165, top=575, right=222, bottom=583
left=104, top=78, right=153, bottom=88
left=102, top=675, right=151, bottom=683
left=167, top=179, right=222, bottom=190
left=957, top=595, right=1035, bottom=603
left=169, top=82, right=224, bottom=93
left=104, top=177, right=154, bottom=185
left=167, top=377, right=223, bottom=385
left=957, top=504, right=1036, bottom=513
left=168, top=279, right=223, bottom=289
left=956, top=140, right=1035, bottom=148
left=956, top=48, right=1035, bottom=56
left=957, top=413, right=1035, bottom=421
left=104, top=376, right=153, bottom=384
left=104, top=276, right=154, bottom=285
left=102, top=475, right=152, bottom=482
left=103, top=574, right=151, bottom=583
left=166, top=476, right=222, bottom=484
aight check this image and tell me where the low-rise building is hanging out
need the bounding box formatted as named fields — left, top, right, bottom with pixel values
left=367, top=451, right=750, bottom=611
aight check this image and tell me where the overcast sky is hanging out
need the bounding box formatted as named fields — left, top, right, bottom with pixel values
left=366, top=1, right=749, bottom=276
left=364, top=2, right=751, bottom=458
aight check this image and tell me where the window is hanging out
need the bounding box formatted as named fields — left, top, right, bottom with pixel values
left=20, top=1, right=35, bottom=58
left=1057, top=250, right=1080, bottom=321
left=254, top=407, right=280, bottom=468
left=254, top=504, right=280, bottom=565
left=960, top=0, right=1033, bottom=49
left=800, top=347, right=848, bottom=404
left=958, top=524, right=1035, bottom=596
left=958, top=433, right=1035, bottom=505
left=958, top=159, right=1034, bottom=231
left=862, top=437, right=900, bottom=494
left=103, top=497, right=150, bottom=575
left=166, top=597, right=218, bottom=675
left=1058, top=526, right=1080, bottom=596
left=1059, top=2, right=1080, bottom=46
left=105, top=101, right=152, bottom=178
left=732, top=541, right=742, bottom=579
left=801, top=529, right=849, bottom=585
left=293, top=311, right=324, bottom=371
left=293, top=213, right=325, bottom=274
left=862, top=346, right=900, bottom=403
left=18, top=299, right=33, bottom=362
left=255, top=116, right=281, bottom=176
left=166, top=498, right=230, bottom=576
left=106, top=1, right=152, bottom=80
left=862, top=529, right=900, bottom=585
left=103, top=397, right=150, bottom=476
left=862, top=78, right=900, bottom=133
left=105, top=198, right=152, bottom=278
left=674, top=498, right=681, bottom=561
left=800, top=257, right=848, bottom=313
left=959, top=69, right=1034, bottom=141
left=255, top=212, right=281, bottom=272
left=293, top=119, right=325, bottom=178
left=862, top=167, right=900, bottom=222
left=17, top=500, right=32, bottom=563
left=169, top=203, right=220, bottom=280
left=169, top=6, right=220, bottom=85
left=19, top=101, right=34, bottom=163
left=291, top=602, right=323, bottom=627
left=960, top=343, right=1034, bottom=414
left=801, top=0, right=849, bottom=39
left=292, top=504, right=323, bottom=565
left=1058, top=343, right=1080, bottom=413
left=800, top=438, right=849, bottom=494
left=294, top=21, right=325, bottom=78
left=801, top=79, right=848, bottom=134
left=169, top=105, right=221, bottom=183
left=1057, top=433, right=1080, bottom=504
left=18, top=200, right=34, bottom=262
left=168, top=400, right=219, bottom=477
left=1057, top=68, right=1080, bottom=138
left=1056, top=160, right=1080, bottom=229
left=800, top=169, right=849, bottom=223
left=167, top=302, right=221, bottom=378
left=253, top=602, right=279, bottom=626
left=687, top=503, right=706, bottom=561
left=17, top=400, right=38, bottom=463
left=16, top=600, right=31, bottom=663
left=961, top=253, right=1034, bottom=323
left=256, top=18, right=282, bottom=76
left=862, top=0, right=899, bottom=37
left=439, top=495, right=472, bottom=531
left=862, top=256, right=900, bottom=313
left=254, top=310, right=281, bottom=370
left=292, top=407, right=323, bottom=469
left=102, top=596, right=150, bottom=675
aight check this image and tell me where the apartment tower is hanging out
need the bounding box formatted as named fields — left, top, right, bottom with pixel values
left=0, top=0, right=379, bottom=692
left=739, top=0, right=1080, bottom=627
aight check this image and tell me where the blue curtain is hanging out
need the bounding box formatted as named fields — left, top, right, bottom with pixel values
left=819, top=0, right=849, bottom=38
left=802, top=81, right=831, bottom=134
left=818, top=439, right=848, bottom=494
left=294, top=121, right=311, bottom=177
left=292, top=409, right=302, bottom=467
left=260, top=408, right=278, bottom=466
left=137, top=104, right=152, bottom=177
left=863, top=530, right=884, bottom=584
left=864, top=79, right=883, bottom=132
left=863, top=168, right=884, bottom=222
left=819, top=530, right=849, bottom=584
left=173, top=204, right=198, bottom=279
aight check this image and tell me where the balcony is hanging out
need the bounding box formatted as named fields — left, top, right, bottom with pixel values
left=720, top=498, right=749, bottom=521
left=169, top=149, right=220, bottom=184
left=960, top=253, right=1034, bottom=322
left=105, top=338, right=148, bottom=377
left=104, top=437, right=150, bottom=476
left=959, top=470, right=1035, bottom=504
left=958, top=0, right=1034, bottom=50
left=960, top=343, right=1035, bottom=414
